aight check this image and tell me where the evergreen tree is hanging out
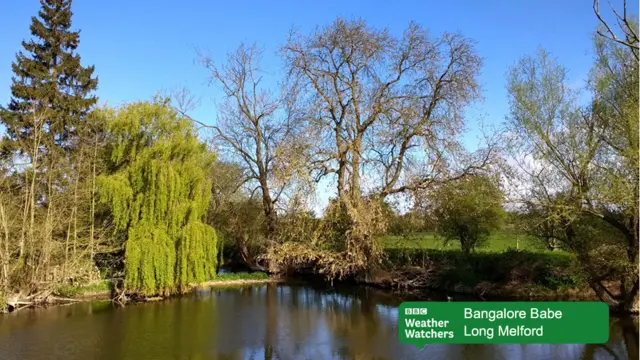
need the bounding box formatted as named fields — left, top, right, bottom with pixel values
left=0, top=0, right=98, bottom=156
left=97, top=100, right=218, bottom=296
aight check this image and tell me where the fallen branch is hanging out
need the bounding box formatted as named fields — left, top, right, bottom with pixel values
left=49, top=296, right=82, bottom=303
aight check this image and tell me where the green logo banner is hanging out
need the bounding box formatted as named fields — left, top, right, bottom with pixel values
left=398, top=302, right=609, bottom=346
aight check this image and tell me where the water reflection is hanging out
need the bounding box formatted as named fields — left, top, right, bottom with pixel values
left=0, top=283, right=635, bottom=360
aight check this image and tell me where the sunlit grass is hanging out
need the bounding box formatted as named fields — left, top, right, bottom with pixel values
left=379, top=231, right=567, bottom=254
left=213, top=272, right=269, bottom=281
left=54, top=279, right=113, bottom=297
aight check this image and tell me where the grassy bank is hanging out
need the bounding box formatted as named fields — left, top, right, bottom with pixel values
left=196, top=272, right=279, bottom=288
left=215, top=271, right=270, bottom=281
left=373, top=232, right=593, bottom=300
left=53, top=279, right=114, bottom=298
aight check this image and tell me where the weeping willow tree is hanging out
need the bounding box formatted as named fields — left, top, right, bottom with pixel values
left=97, top=100, right=218, bottom=296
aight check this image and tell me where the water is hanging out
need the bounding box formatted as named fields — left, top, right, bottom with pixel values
left=0, top=283, right=636, bottom=360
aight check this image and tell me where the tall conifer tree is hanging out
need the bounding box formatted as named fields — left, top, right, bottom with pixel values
left=1, top=0, right=98, bottom=156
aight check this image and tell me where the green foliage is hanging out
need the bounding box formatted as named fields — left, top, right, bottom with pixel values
left=0, top=0, right=97, bottom=156
left=97, top=100, right=218, bottom=296
left=380, top=231, right=547, bottom=253
left=506, top=32, right=639, bottom=311
left=176, top=222, right=218, bottom=286
left=0, top=0, right=100, bottom=291
left=384, top=247, right=582, bottom=292
left=54, top=280, right=113, bottom=297
left=320, top=199, right=354, bottom=251
left=386, top=211, right=431, bottom=236
left=430, top=175, right=505, bottom=254
left=514, top=204, right=566, bottom=251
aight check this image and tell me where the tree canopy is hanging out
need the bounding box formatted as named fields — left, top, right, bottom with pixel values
left=430, top=175, right=505, bottom=255
left=97, top=100, right=218, bottom=295
left=505, top=22, right=639, bottom=311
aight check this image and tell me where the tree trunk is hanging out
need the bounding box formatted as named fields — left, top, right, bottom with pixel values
left=22, top=129, right=41, bottom=263
left=350, top=137, right=362, bottom=201
left=0, top=199, right=9, bottom=287
left=72, top=163, right=80, bottom=256
left=260, top=178, right=277, bottom=242
left=37, top=162, right=55, bottom=284
left=620, top=317, right=639, bottom=360
left=89, top=135, right=98, bottom=280
left=64, top=209, right=72, bottom=280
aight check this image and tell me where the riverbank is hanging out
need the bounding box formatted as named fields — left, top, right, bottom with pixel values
left=193, top=272, right=283, bottom=288
left=357, top=248, right=600, bottom=302
left=1, top=272, right=280, bottom=313
left=356, top=269, right=598, bottom=301
left=223, top=231, right=602, bottom=302
left=0, top=249, right=613, bottom=313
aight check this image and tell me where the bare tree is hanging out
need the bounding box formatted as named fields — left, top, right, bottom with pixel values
left=283, top=18, right=496, bottom=206
left=196, top=44, right=306, bottom=244
left=268, top=18, right=501, bottom=280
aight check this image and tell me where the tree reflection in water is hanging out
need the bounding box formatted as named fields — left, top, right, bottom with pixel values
left=0, top=283, right=636, bottom=360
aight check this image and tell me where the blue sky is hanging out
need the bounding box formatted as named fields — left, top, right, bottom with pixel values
left=1, top=0, right=636, bottom=212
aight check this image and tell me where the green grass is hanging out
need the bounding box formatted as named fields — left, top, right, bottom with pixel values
left=380, top=231, right=564, bottom=254
left=213, top=271, right=269, bottom=282
left=53, top=279, right=113, bottom=297
left=379, top=231, right=583, bottom=293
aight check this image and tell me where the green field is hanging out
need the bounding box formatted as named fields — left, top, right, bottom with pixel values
left=379, top=231, right=582, bottom=294
left=380, top=231, right=560, bottom=253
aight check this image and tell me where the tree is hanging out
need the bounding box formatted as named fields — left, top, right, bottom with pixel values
left=518, top=203, right=563, bottom=251
left=430, top=175, right=504, bottom=255
left=1, top=0, right=98, bottom=156
left=593, top=0, right=638, bottom=61
left=0, top=0, right=98, bottom=288
left=207, top=161, right=267, bottom=268
left=506, top=29, right=638, bottom=311
left=283, top=18, right=497, bottom=200
left=97, top=100, right=218, bottom=296
left=196, top=44, right=308, bottom=245
left=277, top=18, right=496, bottom=277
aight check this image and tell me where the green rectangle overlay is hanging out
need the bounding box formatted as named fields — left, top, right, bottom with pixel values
left=399, top=302, right=609, bottom=345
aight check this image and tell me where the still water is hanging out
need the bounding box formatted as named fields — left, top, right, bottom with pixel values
left=0, top=283, right=637, bottom=360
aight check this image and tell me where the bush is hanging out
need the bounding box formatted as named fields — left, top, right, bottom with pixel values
left=430, top=175, right=505, bottom=255
left=383, top=247, right=580, bottom=290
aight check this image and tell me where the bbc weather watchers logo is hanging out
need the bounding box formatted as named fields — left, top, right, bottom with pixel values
left=405, top=307, right=428, bottom=315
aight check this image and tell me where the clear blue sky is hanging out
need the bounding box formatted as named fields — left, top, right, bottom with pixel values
left=1, top=0, right=635, bottom=211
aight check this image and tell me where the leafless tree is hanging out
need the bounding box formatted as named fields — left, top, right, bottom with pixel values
left=283, top=18, right=498, bottom=207
left=196, top=44, right=308, bottom=243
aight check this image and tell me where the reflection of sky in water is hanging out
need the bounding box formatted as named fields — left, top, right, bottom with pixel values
left=0, top=283, right=634, bottom=360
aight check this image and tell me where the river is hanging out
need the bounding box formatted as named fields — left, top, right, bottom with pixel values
left=0, top=282, right=637, bottom=360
